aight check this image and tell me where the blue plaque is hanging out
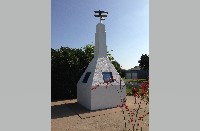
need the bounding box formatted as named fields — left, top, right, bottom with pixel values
left=102, top=72, right=113, bottom=83
left=82, top=72, right=91, bottom=83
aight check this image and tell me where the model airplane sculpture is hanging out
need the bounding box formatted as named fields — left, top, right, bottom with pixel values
left=94, top=10, right=108, bottom=23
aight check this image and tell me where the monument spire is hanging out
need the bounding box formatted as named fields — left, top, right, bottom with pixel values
left=94, top=10, right=108, bottom=58
left=94, top=10, right=108, bottom=23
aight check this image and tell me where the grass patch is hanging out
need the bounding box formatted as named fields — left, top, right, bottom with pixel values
left=124, top=78, right=148, bottom=96
left=122, top=78, right=132, bottom=83
left=126, top=84, right=132, bottom=95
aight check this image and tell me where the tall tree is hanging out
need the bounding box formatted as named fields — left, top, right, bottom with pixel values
left=138, top=54, right=149, bottom=71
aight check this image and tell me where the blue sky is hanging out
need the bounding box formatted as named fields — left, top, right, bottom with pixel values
left=51, top=0, right=149, bottom=70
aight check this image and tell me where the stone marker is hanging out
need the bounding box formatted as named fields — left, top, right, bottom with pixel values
left=77, top=10, right=126, bottom=110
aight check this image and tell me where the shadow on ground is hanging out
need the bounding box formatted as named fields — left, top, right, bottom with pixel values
left=51, top=102, right=121, bottom=119
left=51, top=103, right=76, bottom=119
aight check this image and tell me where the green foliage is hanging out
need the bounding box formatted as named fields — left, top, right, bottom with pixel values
left=128, top=79, right=147, bottom=83
left=138, top=54, right=149, bottom=71
left=121, top=69, right=126, bottom=78
left=125, top=80, right=149, bottom=101
left=123, top=78, right=132, bottom=83
left=83, top=44, right=94, bottom=62
left=51, top=46, right=89, bottom=100
left=107, top=51, right=114, bottom=61
left=107, top=50, right=124, bottom=77
left=111, top=60, right=121, bottom=74
left=126, top=84, right=132, bottom=95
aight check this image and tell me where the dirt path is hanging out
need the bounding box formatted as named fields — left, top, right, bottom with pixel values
left=51, top=96, right=149, bottom=131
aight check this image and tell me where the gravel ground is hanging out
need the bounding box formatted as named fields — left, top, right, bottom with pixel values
left=51, top=96, right=149, bottom=131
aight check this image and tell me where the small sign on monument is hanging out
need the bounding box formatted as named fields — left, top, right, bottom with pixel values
left=102, top=72, right=114, bottom=83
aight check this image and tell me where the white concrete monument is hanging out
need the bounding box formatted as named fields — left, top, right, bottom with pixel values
left=77, top=10, right=126, bottom=110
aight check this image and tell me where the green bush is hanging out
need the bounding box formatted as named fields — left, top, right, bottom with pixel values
left=51, top=47, right=90, bottom=101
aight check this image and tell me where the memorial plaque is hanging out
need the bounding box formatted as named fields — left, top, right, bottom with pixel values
left=102, top=72, right=113, bottom=83
left=82, top=72, right=91, bottom=83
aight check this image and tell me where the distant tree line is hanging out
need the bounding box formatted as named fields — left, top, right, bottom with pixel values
left=51, top=44, right=125, bottom=101
left=138, top=54, right=149, bottom=71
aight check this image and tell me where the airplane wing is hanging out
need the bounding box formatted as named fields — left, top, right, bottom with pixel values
left=100, top=15, right=107, bottom=17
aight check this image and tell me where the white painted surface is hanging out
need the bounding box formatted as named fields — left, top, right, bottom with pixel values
left=90, top=57, right=126, bottom=110
left=77, top=23, right=126, bottom=110
left=94, top=23, right=107, bottom=58
left=77, top=58, right=96, bottom=109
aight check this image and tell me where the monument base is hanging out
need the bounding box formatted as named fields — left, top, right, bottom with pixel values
left=77, top=57, right=126, bottom=111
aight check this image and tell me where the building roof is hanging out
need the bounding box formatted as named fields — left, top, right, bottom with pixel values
left=129, top=66, right=141, bottom=71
